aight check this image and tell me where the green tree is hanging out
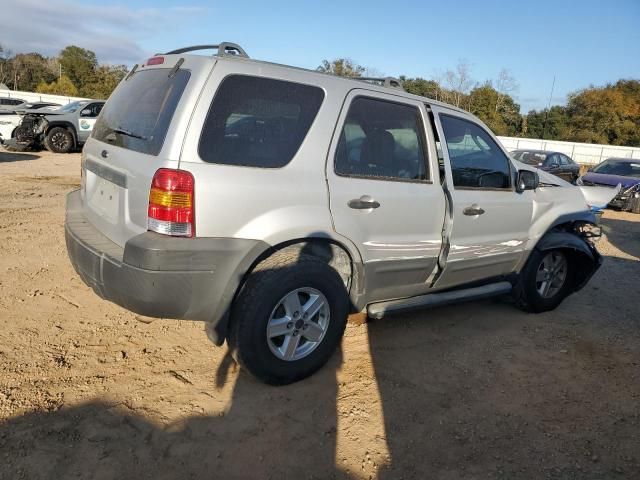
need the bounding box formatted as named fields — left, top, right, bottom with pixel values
left=317, top=58, right=365, bottom=78
left=80, top=64, right=128, bottom=99
left=36, top=74, right=78, bottom=96
left=400, top=76, right=441, bottom=100
left=59, top=46, right=97, bottom=92
left=565, top=80, right=640, bottom=146
left=468, top=83, right=521, bottom=136
left=525, top=106, right=569, bottom=140
left=7, top=53, right=56, bottom=92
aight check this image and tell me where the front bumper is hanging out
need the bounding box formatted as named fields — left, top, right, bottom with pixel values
left=64, top=190, right=268, bottom=342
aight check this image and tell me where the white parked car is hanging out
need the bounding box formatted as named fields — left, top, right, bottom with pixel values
left=65, top=43, right=602, bottom=385
left=0, top=102, right=61, bottom=144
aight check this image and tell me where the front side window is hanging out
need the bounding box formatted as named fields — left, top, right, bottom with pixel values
left=439, top=114, right=511, bottom=189
left=335, top=97, right=428, bottom=181
left=198, top=75, right=324, bottom=168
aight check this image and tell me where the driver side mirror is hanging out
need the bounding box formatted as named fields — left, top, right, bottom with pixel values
left=516, top=169, right=539, bottom=193
left=80, top=109, right=92, bottom=117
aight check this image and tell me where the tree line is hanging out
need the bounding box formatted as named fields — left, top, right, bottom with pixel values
left=317, top=58, right=640, bottom=147
left=0, top=45, right=127, bottom=100
left=1, top=45, right=637, bottom=146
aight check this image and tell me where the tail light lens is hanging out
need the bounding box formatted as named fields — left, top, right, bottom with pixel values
left=148, top=168, right=195, bottom=237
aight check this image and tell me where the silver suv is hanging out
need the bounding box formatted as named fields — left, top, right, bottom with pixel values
left=65, top=43, right=602, bottom=385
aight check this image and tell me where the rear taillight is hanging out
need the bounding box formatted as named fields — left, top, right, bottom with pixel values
left=148, top=168, right=195, bottom=237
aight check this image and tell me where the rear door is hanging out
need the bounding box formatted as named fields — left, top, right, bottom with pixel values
left=326, top=90, right=446, bottom=301
left=430, top=107, right=533, bottom=289
left=82, top=55, right=214, bottom=247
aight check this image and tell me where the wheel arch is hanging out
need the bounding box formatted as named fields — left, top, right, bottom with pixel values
left=46, top=121, right=78, bottom=147
left=533, top=229, right=602, bottom=293
left=207, top=236, right=362, bottom=346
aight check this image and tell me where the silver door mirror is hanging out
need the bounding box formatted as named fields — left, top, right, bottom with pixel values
left=80, top=109, right=92, bottom=116
left=516, top=170, right=539, bottom=193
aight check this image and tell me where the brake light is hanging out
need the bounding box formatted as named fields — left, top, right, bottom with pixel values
left=146, top=56, right=165, bottom=66
left=148, top=168, right=195, bottom=237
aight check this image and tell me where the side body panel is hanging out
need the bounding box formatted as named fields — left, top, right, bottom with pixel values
left=430, top=106, right=533, bottom=289
left=325, top=89, right=446, bottom=302
left=178, top=59, right=365, bottom=267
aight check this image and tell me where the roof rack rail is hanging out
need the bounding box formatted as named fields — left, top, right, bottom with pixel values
left=164, top=42, right=249, bottom=58
left=355, top=76, right=404, bottom=91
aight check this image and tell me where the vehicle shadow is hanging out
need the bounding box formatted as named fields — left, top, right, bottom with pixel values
left=0, top=240, right=351, bottom=480
left=0, top=150, right=39, bottom=162
left=0, top=348, right=348, bottom=480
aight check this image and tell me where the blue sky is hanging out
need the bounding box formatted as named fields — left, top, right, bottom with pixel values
left=3, top=0, right=639, bottom=112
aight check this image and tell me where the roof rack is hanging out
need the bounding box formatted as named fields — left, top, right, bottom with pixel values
left=355, top=77, right=404, bottom=91
left=164, top=42, right=249, bottom=58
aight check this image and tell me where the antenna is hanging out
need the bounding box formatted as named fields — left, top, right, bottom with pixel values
left=541, top=75, right=556, bottom=140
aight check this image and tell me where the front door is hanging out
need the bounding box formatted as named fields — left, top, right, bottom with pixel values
left=326, top=90, right=446, bottom=301
left=430, top=107, right=534, bottom=289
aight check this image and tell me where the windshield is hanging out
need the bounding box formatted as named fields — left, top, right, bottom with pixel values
left=57, top=101, right=87, bottom=113
left=512, top=151, right=547, bottom=165
left=92, top=69, right=190, bottom=156
left=592, top=160, right=640, bottom=178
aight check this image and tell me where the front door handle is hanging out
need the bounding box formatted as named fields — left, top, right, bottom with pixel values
left=348, top=196, right=380, bottom=210
left=463, top=205, right=485, bottom=216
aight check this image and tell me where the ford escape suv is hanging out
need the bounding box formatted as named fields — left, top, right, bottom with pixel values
left=65, top=43, right=602, bottom=385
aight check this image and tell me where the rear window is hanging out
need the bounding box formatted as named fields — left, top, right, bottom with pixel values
left=198, top=75, right=324, bottom=168
left=92, top=69, right=190, bottom=156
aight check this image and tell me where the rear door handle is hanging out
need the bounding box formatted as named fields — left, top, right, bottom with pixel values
left=463, top=205, right=485, bottom=216
left=348, top=196, right=380, bottom=210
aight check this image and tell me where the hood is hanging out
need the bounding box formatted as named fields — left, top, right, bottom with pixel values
left=582, top=171, right=640, bottom=189
left=579, top=184, right=622, bottom=209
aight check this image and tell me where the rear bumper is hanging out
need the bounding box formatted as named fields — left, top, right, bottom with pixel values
left=64, top=190, right=268, bottom=343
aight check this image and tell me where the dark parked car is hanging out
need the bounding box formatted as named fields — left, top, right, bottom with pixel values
left=511, top=149, right=580, bottom=183
left=577, top=157, right=640, bottom=213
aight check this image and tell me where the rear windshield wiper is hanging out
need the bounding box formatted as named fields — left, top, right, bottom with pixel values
left=113, top=127, right=148, bottom=140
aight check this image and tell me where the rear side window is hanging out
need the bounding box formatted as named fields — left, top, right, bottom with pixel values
left=92, top=69, right=190, bottom=156
left=198, top=75, right=324, bottom=168
left=335, top=97, right=428, bottom=182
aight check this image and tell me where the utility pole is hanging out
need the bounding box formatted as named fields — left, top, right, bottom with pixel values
left=541, top=76, right=556, bottom=140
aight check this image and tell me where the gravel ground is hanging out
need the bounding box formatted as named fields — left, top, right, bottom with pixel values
left=0, top=149, right=638, bottom=479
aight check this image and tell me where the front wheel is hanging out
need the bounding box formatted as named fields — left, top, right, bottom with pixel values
left=228, top=250, right=349, bottom=385
left=514, top=249, right=574, bottom=313
left=44, top=127, right=74, bottom=153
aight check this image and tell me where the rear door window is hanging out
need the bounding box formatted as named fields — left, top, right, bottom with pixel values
left=92, top=69, right=190, bottom=156
left=334, top=96, right=428, bottom=181
left=198, top=75, right=324, bottom=168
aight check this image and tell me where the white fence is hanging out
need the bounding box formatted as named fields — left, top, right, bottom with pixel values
left=0, top=88, right=87, bottom=106
left=497, top=136, right=640, bottom=165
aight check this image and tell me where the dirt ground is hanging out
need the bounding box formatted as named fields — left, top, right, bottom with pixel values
left=0, top=149, right=638, bottom=480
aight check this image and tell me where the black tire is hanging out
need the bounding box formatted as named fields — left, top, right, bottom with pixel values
left=44, top=127, right=74, bottom=153
left=513, top=249, right=575, bottom=313
left=228, top=250, right=349, bottom=385
left=630, top=195, right=640, bottom=214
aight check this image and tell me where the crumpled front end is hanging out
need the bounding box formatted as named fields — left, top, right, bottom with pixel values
left=3, top=114, right=47, bottom=151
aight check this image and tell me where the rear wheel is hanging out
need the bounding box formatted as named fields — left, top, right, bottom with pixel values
left=630, top=195, right=640, bottom=214
left=228, top=250, right=349, bottom=385
left=514, top=249, right=574, bottom=313
left=44, top=127, right=74, bottom=153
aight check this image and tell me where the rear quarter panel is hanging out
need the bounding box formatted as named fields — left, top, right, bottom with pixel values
left=178, top=59, right=364, bottom=262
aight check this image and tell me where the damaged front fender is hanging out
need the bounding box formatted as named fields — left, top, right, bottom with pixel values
left=535, top=230, right=602, bottom=292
